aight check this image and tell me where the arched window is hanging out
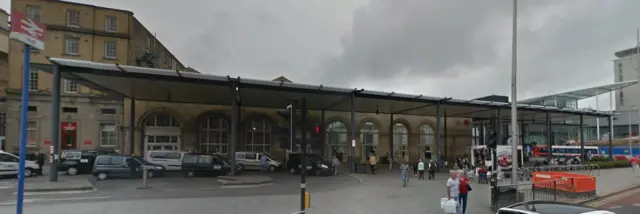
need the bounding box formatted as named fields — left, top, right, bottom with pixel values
left=144, top=113, right=180, bottom=151
left=199, top=115, right=228, bottom=154
left=246, top=117, right=272, bottom=153
left=360, top=121, right=379, bottom=160
left=392, top=123, right=408, bottom=160
left=326, top=121, right=347, bottom=158
left=419, top=124, right=435, bottom=160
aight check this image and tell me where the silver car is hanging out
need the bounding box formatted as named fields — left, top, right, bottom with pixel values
left=235, top=152, right=281, bottom=172
left=497, top=201, right=615, bottom=214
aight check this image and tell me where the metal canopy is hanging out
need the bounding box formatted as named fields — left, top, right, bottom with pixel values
left=43, top=57, right=612, bottom=120
left=519, top=80, right=639, bottom=104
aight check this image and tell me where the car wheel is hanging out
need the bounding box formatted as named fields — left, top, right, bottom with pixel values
left=67, top=167, right=78, bottom=175
left=289, top=168, right=296, bottom=174
left=269, top=165, right=276, bottom=172
left=96, top=172, right=108, bottom=181
left=24, top=168, right=34, bottom=177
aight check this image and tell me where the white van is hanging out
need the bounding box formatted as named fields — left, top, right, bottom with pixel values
left=145, top=150, right=187, bottom=171
left=0, top=150, right=41, bottom=177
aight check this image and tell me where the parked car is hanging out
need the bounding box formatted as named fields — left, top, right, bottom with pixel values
left=0, top=150, right=41, bottom=177
left=93, top=154, right=166, bottom=180
left=145, top=150, right=188, bottom=171
left=286, top=153, right=333, bottom=176
left=181, top=153, right=242, bottom=177
left=235, top=151, right=281, bottom=172
left=59, top=149, right=118, bottom=175
left=497, top=201, right=615, bottom=214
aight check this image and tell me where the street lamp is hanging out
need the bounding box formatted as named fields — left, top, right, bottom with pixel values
left=510, top=0, right=519, bottom=186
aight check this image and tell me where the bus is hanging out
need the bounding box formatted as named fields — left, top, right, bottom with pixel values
left=471, top=145, right=524, bottom=171
left=532, top=145, right=600, bottom=158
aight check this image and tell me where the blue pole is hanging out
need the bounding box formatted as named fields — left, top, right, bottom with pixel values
left=17, top=44, right=32, bottom=214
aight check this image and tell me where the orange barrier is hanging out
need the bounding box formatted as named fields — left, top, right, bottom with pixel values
left=531, top=172, right=596, bottom=198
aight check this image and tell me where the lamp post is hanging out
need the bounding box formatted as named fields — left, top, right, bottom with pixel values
left=510, top=0, right=519, bottom=185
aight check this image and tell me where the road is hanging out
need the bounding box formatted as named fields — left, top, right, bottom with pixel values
left=591, top=187, right=640, bottom=214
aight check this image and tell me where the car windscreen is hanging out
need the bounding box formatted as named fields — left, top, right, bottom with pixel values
left=305, top=154, right=324, bottom=162
left=132, top=156, right=152, bottom=165
left=182, top=155, right=198, bottom=164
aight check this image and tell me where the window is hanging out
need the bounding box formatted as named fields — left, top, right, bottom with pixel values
left=182, top=155, right=198, bottom=164
left=66, top=10, right=80, bottom=27
left=419, top=124, right=435, bottom=159
left=245, top=117, right=272, bottom=153
left=392, top=123, right=408, bottom=160
left=145, top=114, right=179, bottom=127
left=0, top=154, right=18, bottom=162
left=104, top=42, right=116, bottom=59
left=105, top=15, right=117, bottom=32
left=326, top=121, right=348, bottom=158
left=359, top=121, right=379, bottom=161
left=620, top=91, right=625, bottom=106
left=618, top=63, right=623, bottom=81
left=95, top=157, right=110, bottom=165
left=27, top=121, right=37, bottom=142
left=100, top=123, right=117, bottom=146
left=62, top=107, right=78, bottom=113
left=0, top=112, right=5, bottom=137
left=65, top=38, right=79, bottom=55
left=245, top=153, right=257, bottom=160
left=199, top=115, right=228, bottom=154
left=110, top=157, right=124, bottom=166
left=29, top=68, right=38, bottom=91
left=27, top=106, right=38, bottom=112
left=26, top=5, right=41, bottom=22
left=167, top=55, right=173, bottom=67
left=64, top=79, right=77, bottom=93
left=100, top=108, right=116, bottom=114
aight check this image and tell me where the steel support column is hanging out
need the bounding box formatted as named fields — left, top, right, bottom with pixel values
left=608, top=116, right=613, bottom=160
left=350, top=92, right=356, bottom=173
left=229, top=82, right=238, bottom=176
left=299, top=97, right=308, bottom=212
left=496, top=109, right=502, bottom=146
left=546, top=112, right=552, bottom=162
left=129, top=97, right=135, bottom=155
left=579, top=114, right=585, bottom=164
left=320, top=110, right=326, bottom=156
left=389, top=114, right=394, bottom=160
left=444, top=110, right=448, bottom=158
left=49, top=64, right=61, bottom=182
left=436, top=102, right=442, bottom=167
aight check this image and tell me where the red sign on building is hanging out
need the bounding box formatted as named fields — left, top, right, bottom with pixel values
left=83, top=139, right=92, bottom=145
left=62, top=122, right=77, bottom=131
left=44, top=138, right=52, bottom=145
left=9, top=9, right=46, bottom=50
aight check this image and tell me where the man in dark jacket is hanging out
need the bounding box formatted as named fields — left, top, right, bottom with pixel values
left=35, top=151, right=45, bottom=173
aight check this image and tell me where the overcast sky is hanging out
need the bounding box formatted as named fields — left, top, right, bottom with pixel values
left=3, top=0, right=640, bottom=111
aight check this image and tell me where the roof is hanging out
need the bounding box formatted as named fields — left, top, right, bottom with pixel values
left=615, top=46, right=639, bottom=58
left=40, top=58, right=613, bottom=122
left=519, top=80, right=639, bottom=104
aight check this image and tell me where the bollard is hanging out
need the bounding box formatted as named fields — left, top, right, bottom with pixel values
left=305, top=192, right=310, bottom=209
left=137, top=166, right=151, bottom=189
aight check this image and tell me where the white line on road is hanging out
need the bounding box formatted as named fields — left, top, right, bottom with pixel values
left=0, top=196, right=111, bottom=206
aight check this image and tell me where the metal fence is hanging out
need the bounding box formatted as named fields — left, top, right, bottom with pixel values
left=494, top=164, right=600, bottom=185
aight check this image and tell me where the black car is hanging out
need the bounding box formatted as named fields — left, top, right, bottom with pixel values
left=58, top=150, right=119, bottom=175
left=286, top=153, right=333, bottom=176
left=93, top=155, right=165, bottom=180
left=181, top=153, right=241, bottom=177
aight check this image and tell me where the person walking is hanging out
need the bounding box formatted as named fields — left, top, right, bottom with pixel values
left=457, top=170, right=471, bottom=214
left=630, top=156, right=638, bottom=172
left=428, top=160, right=436, bottom=180
left=400, top=160, right=410, bottom=187
left=332, top=155, right=341, bottom=175
left=388, top=153, right=393, bottom=171
left=35, top=151, right=45, bottom=173
left=369, top=153, right=377, bottom=175
left=413, top=158, right=419, bottom=176
left=417, top=159, right=425, bottom=179
left=259, top=153, right=268, bottom=172
left=446, top=170, right=461, bottom=214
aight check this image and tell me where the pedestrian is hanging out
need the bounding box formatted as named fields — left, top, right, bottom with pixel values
left=417, top=158, right=425, bottom=179
left=400, top=160, right=410, bottom=187
left=35, top=151, right=45, bottom=172
left=388, top=152, right=393, bottom=171
left=413, top=158, right=419, bottom=176
left=332, top=155, right=340, bottom=175
left=630, top=156, right=638, bottom=172
left=446, top=170, right=461, bottom=214
left=428, top=160, right=436, bottom=180
left=259, top=153, right=268, bottom=172
left=457, top=170, right=471, bottom=214
left=369, top=153, right=377, bottom=175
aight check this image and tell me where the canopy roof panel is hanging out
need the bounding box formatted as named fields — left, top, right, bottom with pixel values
left=519, top=80, right=639, bottom=104
left=43, top=58, right=613, bottom=121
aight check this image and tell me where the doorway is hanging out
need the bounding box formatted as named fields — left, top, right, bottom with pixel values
left=61, top=122, right=78, bottom=150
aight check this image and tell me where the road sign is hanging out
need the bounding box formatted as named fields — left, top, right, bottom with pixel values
left=9, top=9, right=45, bottom=50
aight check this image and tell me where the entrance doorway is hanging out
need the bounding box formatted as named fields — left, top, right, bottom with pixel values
left=143, top=113, right=181, bottom=154
left=61, top=122, right=78, bottom=150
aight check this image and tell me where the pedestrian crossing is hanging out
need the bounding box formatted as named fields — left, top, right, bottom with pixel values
left=0, top=181, right=16, bottom=190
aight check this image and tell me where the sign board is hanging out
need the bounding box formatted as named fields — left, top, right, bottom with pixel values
left=83, top=138, right=92, bottom=145
left=9, top=9, right=45, bottom=50
left=44, top=138, right=51, bottom=145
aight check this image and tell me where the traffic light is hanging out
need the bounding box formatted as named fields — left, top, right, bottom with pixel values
left=487, top=130, right=497, bottom=148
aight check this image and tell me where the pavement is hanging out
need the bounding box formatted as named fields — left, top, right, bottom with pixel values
left=0, top=167, right=637, bottom=214
left=589, top=187, right=640, bottom=214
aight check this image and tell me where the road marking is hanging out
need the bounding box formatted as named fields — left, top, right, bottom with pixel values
left=0, top=196, right=111, bottom=206
left=608, top=205, right=623, bottom=209
left=633, top=203, right=640, bottom=207
left=587, top=188, right=640, bottom=207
